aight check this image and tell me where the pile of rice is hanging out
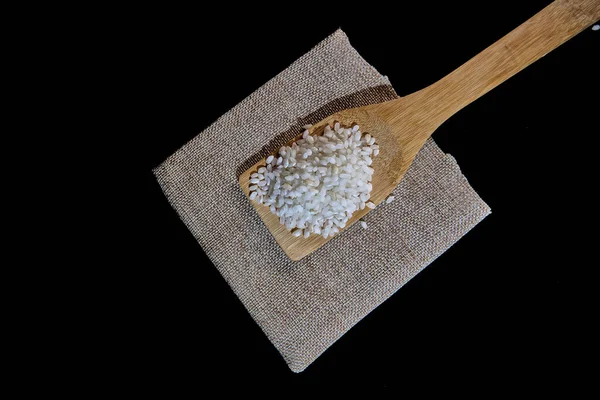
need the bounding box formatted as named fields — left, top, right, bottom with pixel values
left=249, top=123, right=379, bottom=238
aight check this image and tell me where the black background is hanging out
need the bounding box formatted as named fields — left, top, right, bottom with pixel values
left=116, top=0, right=597, bottom=388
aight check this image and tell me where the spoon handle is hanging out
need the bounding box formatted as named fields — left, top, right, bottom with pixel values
left=421, top=0, right=599, bottom=123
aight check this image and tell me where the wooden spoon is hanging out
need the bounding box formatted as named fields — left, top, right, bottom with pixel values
left=240, top=0, right=599, bottom=261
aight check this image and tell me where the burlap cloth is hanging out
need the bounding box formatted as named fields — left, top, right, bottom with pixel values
left=154, top=30, right=491, bottom=372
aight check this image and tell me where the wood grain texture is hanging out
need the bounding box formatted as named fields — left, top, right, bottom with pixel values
left=240, top=0, right=599, bottom=261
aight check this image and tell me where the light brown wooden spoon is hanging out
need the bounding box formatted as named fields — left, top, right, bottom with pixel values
left=240, top=0, right=599, bottom=261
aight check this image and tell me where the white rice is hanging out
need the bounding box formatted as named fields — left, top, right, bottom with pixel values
left=249, top=123, right=379, bottom=239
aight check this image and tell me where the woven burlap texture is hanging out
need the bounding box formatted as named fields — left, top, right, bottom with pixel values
left=154, top=29, right=491, bottom=373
